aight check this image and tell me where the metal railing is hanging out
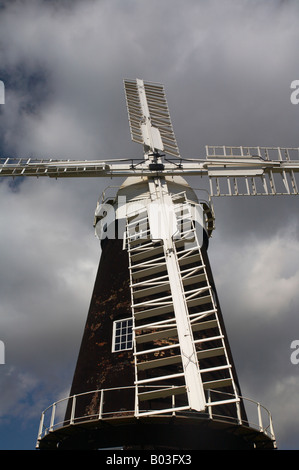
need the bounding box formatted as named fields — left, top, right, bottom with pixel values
left=36, top=386, right=276, bottom=447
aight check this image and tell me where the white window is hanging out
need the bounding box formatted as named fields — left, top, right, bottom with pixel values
left=112, top=318, right=133, bottom=352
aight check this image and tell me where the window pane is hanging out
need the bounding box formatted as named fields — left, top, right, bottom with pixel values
left=112, top=318, right=133, bottom=353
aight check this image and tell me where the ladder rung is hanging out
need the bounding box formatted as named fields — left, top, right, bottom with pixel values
left=130, top=253, right=166, bottom=268
left=189, top=308, right=217, bottom=322
left=194, top=334, right=224, bottom=345
left=131, top=245, right=163, bottom=263
left=127, top=230, right=150, bottom=241
left=180, top=265, right=206, bottom=276
left=134, top=341, right=180, bottom=356
left=132, top=282, right=170, bottom=299
left=182, top=273, right=206, bottom=286
left=131, top=263, right=167, bottom=280
left=133, top=296, right=212, bottom=319
left=173, top=238, right=196, bottom=250
left=126, top=223, right=150, bottom=235
left=135, top=319, right=218, bottom=345
left=178, top=254, right=201, bottom=266
left=135, top=347, right=225, bottom=373
left=128, top=238, right=154, bottom=250
left=127, top=235, right=156, bottom=249
left=196, top=347, right=225, bottom=360
left=174, top=219, right=193, bottom=230
left=203, top=378, right=233, bottom=390
left=174, top=220, right=193, bottom=231
left=133, top=303, right=174, bottom=321
left=187, top=295, right=212, bottom=308
left=174, top=204, right=189, bottom=213
left=135, top=372, right=184, bottom=385
left=138, top=385, right=186, bottom=402
left=126, top=213, right=148, bottom=226
left=192, top=319, right=218, bottom=332
left=172, top=193, right=186, bottom=202
left=176, top=246, right=198, bottom=256
left=137, top=354, right=182, bottom=371
left=132, top=293, right=173, bottom=310
left=135, top=326, right=177, bottom=344
left=200, top=364, right=231, bottom=374
left=134, top=316, right=177, bottom=330
left=131, top=272, right=169, bottom=288
left=184, top=285, right=210, bottom=299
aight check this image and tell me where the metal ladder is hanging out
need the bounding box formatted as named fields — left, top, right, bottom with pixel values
left=125, top=193, right=240, bottom=417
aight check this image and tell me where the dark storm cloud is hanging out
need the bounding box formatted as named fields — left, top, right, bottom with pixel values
left=0, top=0, right=299, bottom=449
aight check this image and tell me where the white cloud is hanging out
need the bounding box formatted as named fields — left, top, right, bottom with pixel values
left=214, top=229, right=299, bottom=317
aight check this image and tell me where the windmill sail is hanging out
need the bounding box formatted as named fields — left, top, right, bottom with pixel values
left=124, top=78, right=180, bottom=157
left=206, top=145, right=299, bottom=196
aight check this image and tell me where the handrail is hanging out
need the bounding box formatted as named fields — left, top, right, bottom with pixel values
left=36, top=386, right=276, bottom=448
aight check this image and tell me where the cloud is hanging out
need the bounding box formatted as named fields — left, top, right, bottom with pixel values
left=213, top=227, right=299, bottom=317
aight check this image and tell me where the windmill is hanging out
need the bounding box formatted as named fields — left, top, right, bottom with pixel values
left=1, top=78, right=298, bottom=450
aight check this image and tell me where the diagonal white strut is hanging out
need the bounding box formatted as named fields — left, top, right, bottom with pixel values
left=147, top=176, right=206, bottom=412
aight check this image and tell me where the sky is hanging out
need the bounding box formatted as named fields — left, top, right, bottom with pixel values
left=0, top=0, right=299, bottom=450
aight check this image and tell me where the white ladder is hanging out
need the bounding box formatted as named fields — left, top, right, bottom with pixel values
left=125, top=193, right=240, bottom=417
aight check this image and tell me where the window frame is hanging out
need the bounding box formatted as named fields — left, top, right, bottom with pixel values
left=112, top=317, right=133, bottom=353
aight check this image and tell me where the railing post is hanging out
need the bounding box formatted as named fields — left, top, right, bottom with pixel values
left=207, top=390, right=212, bottom=419
left=98, top=389, right=104, bottom=419
left=49, top=403, right=56, bottom=432
left=37, top=412, right=45, bottom=441
left=70, top=395, right=76, bottom=425
left=172, top=386, right=175, bottom=416
left=269, top=413, right=276, bottom=442
left=236, top=400, right=242, bottom=425
left=257, top=402, right=263, bottom=432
